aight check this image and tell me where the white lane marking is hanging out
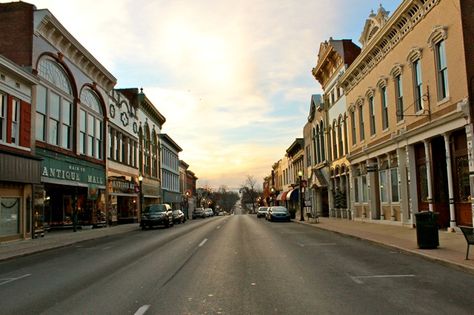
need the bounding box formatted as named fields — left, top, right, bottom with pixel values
left=134, top=305, right=150, bottom=315
left=0, top=273, right=32, bottom=286
left=199, top=238, right=208, bottom=247
left=102, top=246, right=112, bottom=250
left=350, top=274, right=415, bottom=284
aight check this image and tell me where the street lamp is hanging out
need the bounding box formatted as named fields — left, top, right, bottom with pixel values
left=298, top=170, right=304, bottom=221
left=138, top=175, right=144, bottom=221
left=185, top=190, right=190, bottom=219
left=271, top=187, right=275, bottom=206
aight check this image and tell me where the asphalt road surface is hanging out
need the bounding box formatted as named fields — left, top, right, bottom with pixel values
left=1, top=214, right=474, bottom=315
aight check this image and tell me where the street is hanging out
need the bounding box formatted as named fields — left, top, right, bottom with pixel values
left=1, top=214, right=474, bottom=315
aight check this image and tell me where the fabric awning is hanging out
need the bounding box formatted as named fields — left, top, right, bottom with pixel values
left=312, top=169, right=328, bottom=188
left=288, top=188, right=299, bottom=201
left=281, top=189, right=292, bottom=201
left=276, top=192, right=284, bottom=201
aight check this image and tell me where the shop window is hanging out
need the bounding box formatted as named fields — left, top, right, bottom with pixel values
left=391, top=168, right=399, bottom=202
left=418, top=164, right=429, bottom=202
left=0, top=198, right=20, bottom=236
left=379, top=169, right=388, bottom=203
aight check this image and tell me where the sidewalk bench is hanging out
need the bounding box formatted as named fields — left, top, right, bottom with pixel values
left=459, top=226, right=474, bottom=260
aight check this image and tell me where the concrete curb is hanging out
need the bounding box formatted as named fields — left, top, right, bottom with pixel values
left=292, top=219, right=474, bottom=275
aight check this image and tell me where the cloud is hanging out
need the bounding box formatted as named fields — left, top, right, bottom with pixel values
left=22, top=0, right=401, bottom=188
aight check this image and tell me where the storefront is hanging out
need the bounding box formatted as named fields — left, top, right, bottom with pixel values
left=36, top=148, right=106, bottom=229
left=0, top=152, right=42, bottom=241
left=108, top=176, right=139, bottom=224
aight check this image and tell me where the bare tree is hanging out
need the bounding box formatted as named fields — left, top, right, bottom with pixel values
left=240, top=175, right=261, bottom=214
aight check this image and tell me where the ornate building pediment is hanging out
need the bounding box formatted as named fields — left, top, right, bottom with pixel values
left=359, top=5, right=390, bottom=49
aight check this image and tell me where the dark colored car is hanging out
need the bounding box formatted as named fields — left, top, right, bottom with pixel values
left=257, top=206, right=268, bottom=218
left=267, top=206, right=291, bottom=222
left=140, top=204, right=174, bottom=229
left=172, top=209, right=186, bottom=224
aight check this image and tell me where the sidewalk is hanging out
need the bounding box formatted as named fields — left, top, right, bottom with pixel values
left=295, top=217, right=474, bottom=274
left=0, top=224, right=139, bottom=262
left=1, top=218, right=474, bottom=275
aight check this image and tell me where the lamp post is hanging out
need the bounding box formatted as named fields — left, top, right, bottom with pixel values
left=270, top=187, right=275, bottom=206
left=138, top=175, right=143, bottom=221
left=185, top=190, right=190, bottom=219
left=298, top=170, right=304, bottom=221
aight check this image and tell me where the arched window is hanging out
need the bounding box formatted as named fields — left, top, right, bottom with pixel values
left=36, top=57, right=73, bottom=150
left=152, top=130, right=158, bottom=177
left=319, top=121, right=325, bottom=162
left=337, top=116, right=343, bottom=158
left=79, top=87, right=103, bottom=159
left=144, top=124, right=151, bottom=175
left=139, top=127, right=144, bottom=174
left=332, top=120, right=338, bottom=160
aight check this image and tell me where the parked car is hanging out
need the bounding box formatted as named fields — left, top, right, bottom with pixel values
left=192, top=208, right=206, bottom=219
left=204, top=208, right=214, bottom=218
left=140, top=204, right=174, bottom=229
left=267, top=206, right=291, bottom=222
left=204, top=208, right=214, bottom=217
left=172, top=209, right=186, bottom=224
left=257, top=206, right=268, bottom=218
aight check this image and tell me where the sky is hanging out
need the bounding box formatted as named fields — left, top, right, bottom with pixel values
left=7, top=0, right=401, bottom=189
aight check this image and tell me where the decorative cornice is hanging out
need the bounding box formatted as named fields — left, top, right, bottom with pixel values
left=340, top=0, right=441, bottom=93
left=35, top=13, right=117, bottom=91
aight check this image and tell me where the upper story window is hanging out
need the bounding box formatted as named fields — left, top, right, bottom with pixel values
left=0, top=93, right=6, bottom=143
left=79, top=88, right=103, bottom=159
left=368, top=95, right=376, bottom=136
left=380, top=86, right=389, bottom=130
left=11, top=98, right=20, bottom=145
left=428, top=26, right=449, bottom=102
left=36, top=58, right=73, bottom=150
left=395, top=74, right=404, bottom=121
left=435, top=40, right=449, bottom=101
left=350, top=108, right=356, bottom=145
left=390, top=64, right=404, bottom=123
left=337, top=116, right=343, bottom=157
left=413, top=59, right=423, bottom=112
left=358, top=104, right=365, bottom=141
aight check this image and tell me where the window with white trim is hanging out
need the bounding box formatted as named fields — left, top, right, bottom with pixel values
left=36, top=58, right=73, bottom=150
left=381, top=86, right=389, bottom=130
left=435, top=40, right=449, bottom=100
left=0, top=92, right=6, bottom=142
left=413, top=59, right=423, bottom=112
left=11, top=98, right=20, bottom=145
left=395, top=74, right=404, bottom=121
left=79, top=88, right=103, bottom=159
left=368, top=95, right=376, bottom=136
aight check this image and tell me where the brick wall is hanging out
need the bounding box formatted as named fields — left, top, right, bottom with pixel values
left=0, top=2, right=34, bottom=67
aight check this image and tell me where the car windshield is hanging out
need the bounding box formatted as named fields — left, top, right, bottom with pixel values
left=143, top=205, right=167, bottom=213
left=272, top=207, right=287, bottom=213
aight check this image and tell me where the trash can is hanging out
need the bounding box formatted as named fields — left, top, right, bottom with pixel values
left=414, top=211, right=439, bottom=249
